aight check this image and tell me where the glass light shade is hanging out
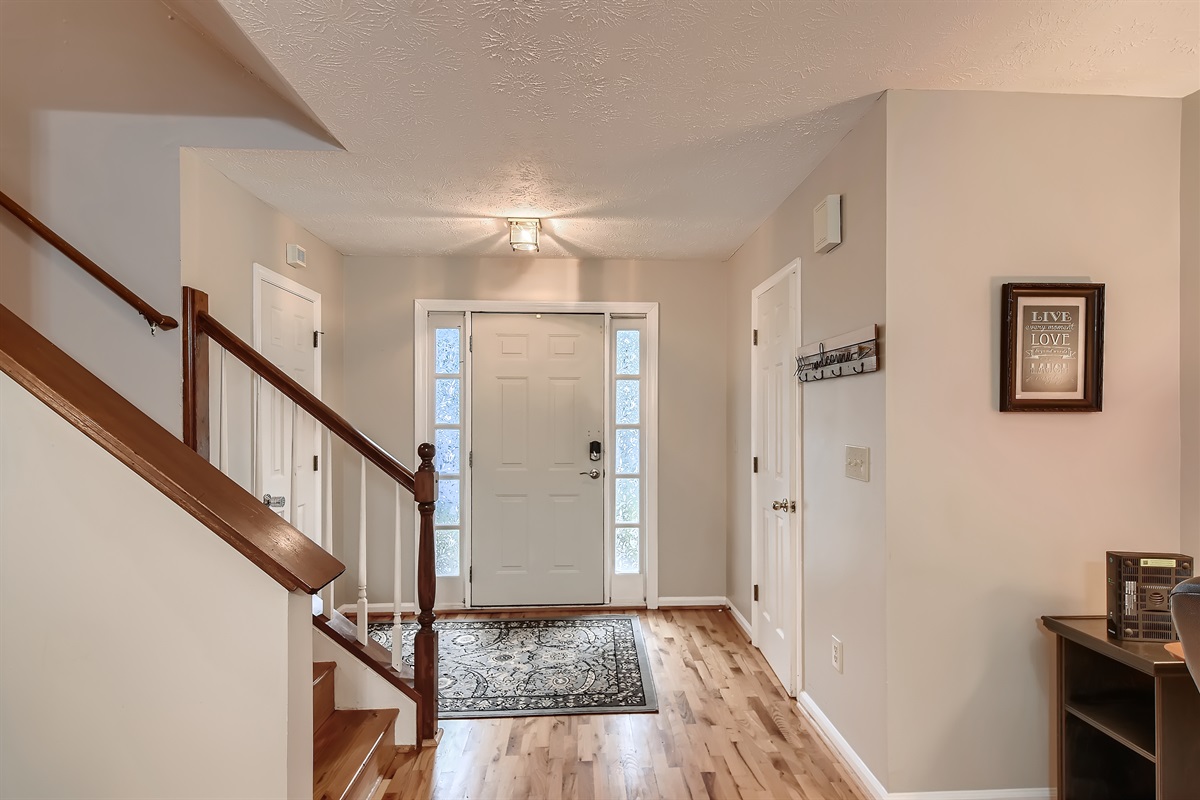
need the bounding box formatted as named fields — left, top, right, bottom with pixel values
left=508, top=218, right=540, bottom=252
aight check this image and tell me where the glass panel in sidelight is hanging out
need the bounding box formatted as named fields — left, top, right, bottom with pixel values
left=435, top=328, right=460, bottom=375
left=615, top=380, right=640, bottom=425
left=435, top=478, right=460, bottom=525
left=434, top=529, right=460, bottom=577
left=616, top=330, right=640, bottom=375
left=615, top=527, right=640, bottom=574
left=615, top=428, right=640, bottom=475
left=435, top=378, right=460, bottom=424
left=615, top=478, right=640, bottom=524
left=435, top=428, right=460, bottom=474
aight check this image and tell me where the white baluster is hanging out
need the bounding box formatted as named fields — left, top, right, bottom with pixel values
left=392, top=482, right=403, bottom=670
left=289, top=402, right=299, bottom=529
left=218, top=349, right=229, bottom=474
left=357, top=455, right=369, bottom=644
left=320, top=428, right=334, bottom=618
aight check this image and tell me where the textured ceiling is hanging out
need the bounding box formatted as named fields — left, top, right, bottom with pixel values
left=199, top=0, right=1199, bottom=260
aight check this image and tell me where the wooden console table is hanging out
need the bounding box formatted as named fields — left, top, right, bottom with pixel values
left=1042, top=615, right=1200, bottom=800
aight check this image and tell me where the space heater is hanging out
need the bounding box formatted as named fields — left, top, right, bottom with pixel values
left=1106, top=551, right=1194, bottom=641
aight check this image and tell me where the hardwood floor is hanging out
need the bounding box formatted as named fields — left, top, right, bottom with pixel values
left=374, top=608, right=864, bottom=800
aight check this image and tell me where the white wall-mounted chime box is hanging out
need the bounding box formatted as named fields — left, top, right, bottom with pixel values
left=286, top=243, right=307, bottom=269
left=814, top=194, right=842, bottom=254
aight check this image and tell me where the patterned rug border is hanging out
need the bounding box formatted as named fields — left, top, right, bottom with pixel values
left=371, top=613, right=659, bottom=720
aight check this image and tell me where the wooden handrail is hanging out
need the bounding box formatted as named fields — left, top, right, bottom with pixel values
left=0, top=303, right=343, bottom=593
left=181, top=286, right=439, bottom=741
left=0, top=190, right=178, bottom=332
left=187, top=300, right=415, bottom=492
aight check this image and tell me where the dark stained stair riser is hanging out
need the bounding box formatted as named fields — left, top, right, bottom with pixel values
left=313, top=662, right=336, bottom=733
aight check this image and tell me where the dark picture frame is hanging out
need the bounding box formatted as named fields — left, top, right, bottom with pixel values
left=1000, top=282, right=1104, bottom=412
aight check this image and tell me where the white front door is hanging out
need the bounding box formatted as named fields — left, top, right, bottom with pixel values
left=471, top=313, right=605, bottom=606
left=754, top=270, right=796, bottom=692
left=254, top=271, right=322, bottom=545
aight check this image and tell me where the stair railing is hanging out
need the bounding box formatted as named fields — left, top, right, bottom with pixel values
left=2, top=185, right=439, bottom=743
left=181, top=287, right=439, bottom=742
left=0, top=190, right=178, bottom=332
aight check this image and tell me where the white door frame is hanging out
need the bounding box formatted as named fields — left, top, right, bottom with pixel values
left=749, top=258, right=803, bottom=695
left=251, top=263, right=323, bottom=529
left=414, top=299, right=660, bottom=610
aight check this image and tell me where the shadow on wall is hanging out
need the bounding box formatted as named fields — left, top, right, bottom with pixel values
left=0, top=0, right=341, bottom=432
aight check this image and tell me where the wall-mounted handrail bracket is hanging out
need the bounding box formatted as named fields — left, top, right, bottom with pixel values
left=0, top=190, right=178, bottom=332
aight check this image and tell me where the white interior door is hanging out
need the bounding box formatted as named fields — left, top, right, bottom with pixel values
left=471, top=313, right=605, bottom=606
left=754, top=271, right=796, bottom=692
left=254, top=271, right=321, bottom=545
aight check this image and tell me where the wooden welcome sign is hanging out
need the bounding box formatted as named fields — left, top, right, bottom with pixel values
left=796, top=324, right=879, bottom=382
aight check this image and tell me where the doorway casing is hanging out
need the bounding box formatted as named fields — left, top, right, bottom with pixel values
left=414, top=299, right=660, bottom=610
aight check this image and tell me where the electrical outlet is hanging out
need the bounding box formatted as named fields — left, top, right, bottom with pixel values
left=831, top=636, right=843, bottom=673
left=845, top=445, right=869, bottom=482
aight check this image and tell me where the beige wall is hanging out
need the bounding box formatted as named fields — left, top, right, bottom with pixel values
left=179, top=155, right=348, bottom=591
left=1182, top=90, right=1200, bottom=558
left=884, top=90, right=1183, bottom=793
left=725, top=94, right=889, bottom=779
left=180, top=153, right=347, bottom=487
left=341, top=256, right=728, bottom=606
left=0, top=0, right=334, bottom=435
left=1, top=374, right=311, bottom=799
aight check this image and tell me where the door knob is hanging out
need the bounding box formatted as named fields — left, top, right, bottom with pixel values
left=579, top=469, right=601, bottom=479
left=771, top=498, right=790, bottom=511
left=262, top=494, right=286, bottom=509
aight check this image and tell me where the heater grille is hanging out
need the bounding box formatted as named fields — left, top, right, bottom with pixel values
left=1106, top=551, right=1193, bottom=642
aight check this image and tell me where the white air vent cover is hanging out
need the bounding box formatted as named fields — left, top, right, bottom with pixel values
left=814, top=194, right=842, bottom=254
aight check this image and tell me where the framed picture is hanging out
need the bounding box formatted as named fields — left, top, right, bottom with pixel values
left=1000, top=282, right=1104, bottom=412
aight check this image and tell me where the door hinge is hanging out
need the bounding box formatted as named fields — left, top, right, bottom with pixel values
left=469, top=566, right=473, bottom=583
left=752, top=456, right=758, bottom=473
left=313, top=455, right=319, bottom=471
left=313, top=331, right=320, bottom=348
left=753, top=329, right=758, bottom=345
left=753, top=584, right=759, bottom=602
left=469, top=450, right=473, bottom=468
left=468, top=334, right=473, bottom=352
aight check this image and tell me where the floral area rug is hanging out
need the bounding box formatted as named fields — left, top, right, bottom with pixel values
left=367, top=615, right=658, bottom=718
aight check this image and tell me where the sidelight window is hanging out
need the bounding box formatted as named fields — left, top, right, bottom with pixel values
left=613, top=324, right=644, bottom=575
left=431, top=319, right=463, bottom=577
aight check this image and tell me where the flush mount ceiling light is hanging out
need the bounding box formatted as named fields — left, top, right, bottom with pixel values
left=508, top=218, right=540, bottom=252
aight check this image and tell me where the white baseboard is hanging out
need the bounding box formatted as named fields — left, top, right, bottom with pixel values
left=796, top=692, right=1051, bottom=800
left=796, top=692, right=889, bottom=800
left=889, top=791, right=1051, bottom=800
left=657, top=595, right=727, bottom=607
left=336, top=602, right=416, bottom=615
left=725, top=599, right=752, bottom=640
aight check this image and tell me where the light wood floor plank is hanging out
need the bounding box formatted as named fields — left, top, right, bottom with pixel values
left=380, top=609, right=864, bottom=800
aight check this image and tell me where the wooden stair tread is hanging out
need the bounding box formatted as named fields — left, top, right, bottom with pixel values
left=313, top=662, right=337, bottom=682
left=314, top=709, right=397, bottom=800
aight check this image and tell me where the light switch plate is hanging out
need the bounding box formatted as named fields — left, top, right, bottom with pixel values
left=845, top=445, right=869, bottom=481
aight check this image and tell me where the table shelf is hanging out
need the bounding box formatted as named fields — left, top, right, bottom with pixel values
left=1043, top=615, right=1200, bottom=800
left=1065, top=697, right=1155, bottom=762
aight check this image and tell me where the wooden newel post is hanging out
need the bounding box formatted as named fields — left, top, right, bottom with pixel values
left=181, top=287, right=210, bottom=459
left=414, top=442, right=438, bottom=742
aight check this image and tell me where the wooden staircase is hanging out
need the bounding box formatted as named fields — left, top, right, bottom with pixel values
left=313, top=662, right=398, bottom=800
